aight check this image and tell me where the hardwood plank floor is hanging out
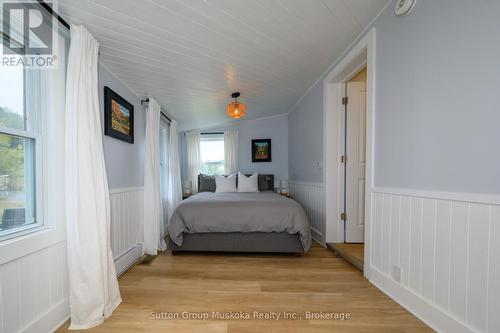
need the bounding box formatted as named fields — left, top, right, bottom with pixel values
left=57, top=242, right=431, bottom=332
left=327, top=243, right=364, bottom=271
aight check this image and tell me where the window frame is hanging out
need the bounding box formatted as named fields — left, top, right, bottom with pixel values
left=0, top=128, right=43, bottom=240
left=0, top=65, right=45, bottom=241
left=0, top=18, right=68, bottom=262
left=200, top=133, right=225, bottom=176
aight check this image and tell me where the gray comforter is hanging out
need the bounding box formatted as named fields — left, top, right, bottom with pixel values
left=168, top=192, right=311, bottom=252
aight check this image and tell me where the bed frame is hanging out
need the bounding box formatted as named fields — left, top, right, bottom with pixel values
left=168, top=174, right=304, bottom=256
left=168, top=232, right=304, bottom=256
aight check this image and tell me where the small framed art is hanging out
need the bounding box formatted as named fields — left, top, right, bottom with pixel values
left=104, top=86, right=134, bottom=143
left=252, top=139, right=271, bottom=162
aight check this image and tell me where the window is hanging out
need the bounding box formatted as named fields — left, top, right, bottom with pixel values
left=0, top=9, right=67, bottom=239
left=200, top=133, right=224, bottom=175
left=0, top=6, right=68, bottom=258
left=0, top=63, right=40, bottom=237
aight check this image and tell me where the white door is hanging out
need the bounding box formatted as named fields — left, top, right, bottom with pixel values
left=345, top=81, right=366, bottom=243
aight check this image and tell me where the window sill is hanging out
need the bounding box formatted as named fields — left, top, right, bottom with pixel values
left=0, top=223, right=43, bottom=242
left=0, top=224, right=66, bottom=265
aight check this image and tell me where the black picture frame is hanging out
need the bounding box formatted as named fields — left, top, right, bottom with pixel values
left=252, top=139, right=272, bottom=162
left=104, top=86, right=134, bottom=144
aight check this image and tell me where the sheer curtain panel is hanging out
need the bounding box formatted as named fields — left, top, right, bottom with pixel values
left=167, top=119, right=183, bottom=222
left=224, top=130, right=239, bottom=174
left=143, top=98, right=165, bottom=254
left=159, top=119, right=170, bottom=241
left=65, top=25, right=121, bottom=329
left=185, top=131, right=201, bottom=193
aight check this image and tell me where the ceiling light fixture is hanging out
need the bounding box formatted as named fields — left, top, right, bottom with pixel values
left=226, top=92, right=246, bottom=119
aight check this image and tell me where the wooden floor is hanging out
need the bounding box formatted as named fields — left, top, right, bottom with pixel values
left=327, top=243, right=364, bottom=271
left=57, top=243, right=431, bottom=332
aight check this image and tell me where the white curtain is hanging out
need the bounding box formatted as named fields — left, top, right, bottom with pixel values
left=185, top=131, right=201, bottom=193
left=167, top=119, right=183, bottom=222
left=143, top=98, right=165, bottom=254
left=65, top=25, right=121, bottom=330
left=159, top=119, right=170, bottom=240
left=224, top=130, right=239, bottom=174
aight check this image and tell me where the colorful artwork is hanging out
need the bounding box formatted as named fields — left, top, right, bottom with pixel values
left=252, top=139, right=271, bottom=162
left=111, top=100, right=130, bottom=135
left=104, top=86, right=134, bottom=143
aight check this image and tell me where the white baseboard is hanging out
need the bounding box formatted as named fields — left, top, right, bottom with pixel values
left=25, top=245, right=142, bottom=333
left=114, top=244, right=143, bottom=276
left=369, top=267, right=474, bottom=333
left=311, top=228, right=324, bottom=245
left=22, top=298, right=69, bottom=333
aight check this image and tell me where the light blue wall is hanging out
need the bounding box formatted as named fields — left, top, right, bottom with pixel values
left=288, top=80, right=324, bottom=183
left=181, top=114, right=289, bottom=183
left=238, top=114, right=288, bottom=181
left=288, top=0, right=500, bottom=194
left=98, top=64, right=146, bottom=189
left=373, top=0, right=500, bottom=194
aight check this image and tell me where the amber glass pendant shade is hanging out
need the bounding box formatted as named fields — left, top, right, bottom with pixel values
left=227, top=101, right=246, bottom=119
left=227, top=92, right=246, bottom=119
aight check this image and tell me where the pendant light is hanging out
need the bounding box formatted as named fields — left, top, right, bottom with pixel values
left=226, top=92, right=246, bottom=119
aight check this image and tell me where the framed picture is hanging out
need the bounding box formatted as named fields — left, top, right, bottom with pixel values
left=252, top=139, right=271, bottom=162
left=104, top=86, right=134, bottom=143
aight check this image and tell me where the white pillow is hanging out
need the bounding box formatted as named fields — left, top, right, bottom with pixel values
left=238, top=172, right=259, bottom=192
left=215, top=174, right=237, bottom=192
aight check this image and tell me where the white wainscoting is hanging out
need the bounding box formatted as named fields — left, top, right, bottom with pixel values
left=289, top=181, right=325, bottom=244
left=369, top=187, right=500, bottom=333
left=0, top=187, right=144, bottom=333
left=109, top=187, right=144, bottom=276
left=0, top=240, right=69, bottom=333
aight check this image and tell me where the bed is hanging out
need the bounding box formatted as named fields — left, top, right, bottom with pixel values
left=167, top=174, right=311, bottom=255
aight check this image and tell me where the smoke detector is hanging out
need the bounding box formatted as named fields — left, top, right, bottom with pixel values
left=395, top=0, right=416, bottom=16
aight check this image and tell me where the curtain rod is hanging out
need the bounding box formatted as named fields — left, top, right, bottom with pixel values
left=38, top=1, right=104, bottom=55
left=141, top=98, right=172, bottom=122
left=183, top=132, right=224, bottom=135
left=38, top=0, right=70, bottom=30
left=38, top=0, right=167, bottom=126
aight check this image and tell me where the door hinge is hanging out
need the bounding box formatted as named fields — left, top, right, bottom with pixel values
left=341, top=212, right=347, bottom=221
left=342, top=96, right=348, bottom=105
left=341, top=155, right=347, bottom=164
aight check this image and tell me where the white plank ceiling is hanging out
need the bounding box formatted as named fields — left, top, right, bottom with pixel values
left=58, top=0, right=388, bottom=130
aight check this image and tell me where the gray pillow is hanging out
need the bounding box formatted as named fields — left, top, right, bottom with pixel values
left=198, top=174, right=216, bottom=192
left=257, top=174, right=274, bottom=191
left=236, top=174, right=274, bottom=191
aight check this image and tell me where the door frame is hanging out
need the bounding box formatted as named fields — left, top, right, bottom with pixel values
left=323, top=28, right=375, bottom=277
